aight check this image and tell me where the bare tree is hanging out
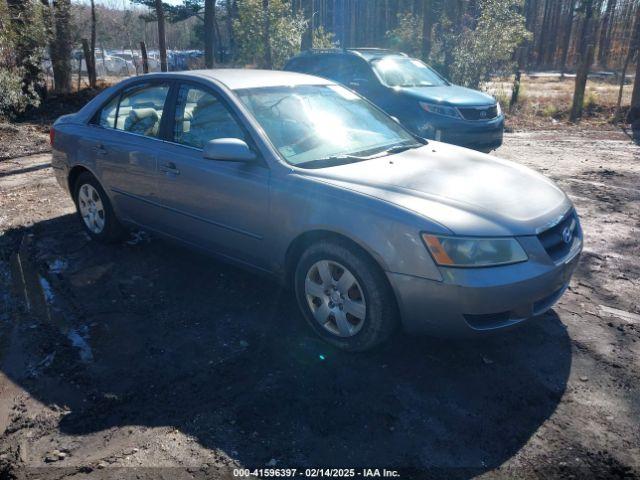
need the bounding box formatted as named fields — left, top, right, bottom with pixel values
left=421, top=0, right=435, bottom=60
left=88, top=0, right=96, bottom=86
left=560, top=0, right=577, bottom=76
left=301, top=0, right=313, bottom=51
left=570, top=0, right=597, bottom=122
left=629, top=7, right=640, bottom=109
left=50, top=0, right=72, bottom=93
left=262, top=0, right=272, bottom=68
left=155, top=0, right=168, bottom=71
left=226, top=0, right=236, bottom=59
left=204, top=0, right=216, bottom=68
left=597, top=0, right=617, bottom=68
left=615, top=3, right=640, bottom=120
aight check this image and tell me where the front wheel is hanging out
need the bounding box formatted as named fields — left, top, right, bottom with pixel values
left=294, top=240, right=398, bottom=351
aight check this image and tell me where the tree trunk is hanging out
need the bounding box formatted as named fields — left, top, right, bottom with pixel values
left=88, top=0, right=96, bottom=86
left=262, top=0, right=272, bottom=68
left=82, top=39, right=96, bottom=89
left=631, top=53, right=640, bottom=108
left=155, top=0, right=168, bottom=72
left=226, top=0, right=236, bottom=61
left=204, top=0, right=216, bottom=68
left=421, top=0, right=434, bottom=60
left=630, top=7, right=640, bottom=108
left=570, top=0, right=596, bottom=122
left=598, top=0, right=617, bottom=68
left=571, top=44, right=596, bottom=122
left=560, top=0, right=577, bottom=76
left=301, top=0, right=313, bottom=50
left=51, top=0, right=72, bottom=93
left=140, top=41, right=150, bottom=74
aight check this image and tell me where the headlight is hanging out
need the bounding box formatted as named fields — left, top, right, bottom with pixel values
left=422, top=234, right=528, bottom=267
left=496, top=101, right=502, bottom=116
left=419, top=101, right=462, bottom=119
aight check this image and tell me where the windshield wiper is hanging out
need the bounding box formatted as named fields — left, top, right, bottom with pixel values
left=295, top=154, right=369, bottom=169
left=365, top=142, right=424, bottom=159
left=295, top=142, right=423, bottom=169
left=381, top=143, right=422, bottom=155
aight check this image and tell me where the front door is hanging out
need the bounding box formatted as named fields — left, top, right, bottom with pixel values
left=154, top=83, right=271, bottom=270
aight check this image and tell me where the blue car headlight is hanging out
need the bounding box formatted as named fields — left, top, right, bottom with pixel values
left=422, top=234, right=528, bottom=267
left=419, top=101, right=462, bottom=119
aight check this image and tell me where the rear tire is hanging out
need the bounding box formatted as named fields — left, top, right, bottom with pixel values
left=294, top=240, right=398, bottom=352
left=73, top=172, right=125, bottom=243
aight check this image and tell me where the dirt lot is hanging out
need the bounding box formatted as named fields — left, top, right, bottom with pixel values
left=0, top=129, right=638, bottom=480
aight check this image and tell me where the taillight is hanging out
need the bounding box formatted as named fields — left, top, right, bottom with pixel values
left=49, top=128, right=55, bottom=146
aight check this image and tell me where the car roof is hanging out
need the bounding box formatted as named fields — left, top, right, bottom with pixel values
left=140, top=69, right=334, bottom=90
left=292, top=48, right=408, bottom=62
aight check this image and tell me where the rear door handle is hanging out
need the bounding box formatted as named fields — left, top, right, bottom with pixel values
left=160, top=161, right=180, bottom=175
left=93, top=144, right=108, bottom=156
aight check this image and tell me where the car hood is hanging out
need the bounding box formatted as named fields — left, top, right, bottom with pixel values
left=301, top=142, right=572, bottom=237
left=400, top=85, right=496, bottom=107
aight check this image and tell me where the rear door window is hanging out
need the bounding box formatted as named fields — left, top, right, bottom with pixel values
left=96, top=82, right=170, bottom=139
left=116, top=84, right=170, bottom=137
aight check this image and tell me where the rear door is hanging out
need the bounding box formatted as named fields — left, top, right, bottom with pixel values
left=86, top=81, right=171, bottom=227
left=153, top=82, right=271, bottom=270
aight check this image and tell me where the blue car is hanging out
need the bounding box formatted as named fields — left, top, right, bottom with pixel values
left=285, top=48, right=504, bottom=152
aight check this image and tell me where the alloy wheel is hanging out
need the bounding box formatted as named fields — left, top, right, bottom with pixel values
left=304, top=260, right=367, bottom=337
left=77, top=183, right=106, bottom=234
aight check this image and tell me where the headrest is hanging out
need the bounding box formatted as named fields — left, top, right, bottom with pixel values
left=129, top=108, right=158, bottom=121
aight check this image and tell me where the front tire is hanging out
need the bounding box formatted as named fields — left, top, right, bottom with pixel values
left=73, top=172, right=124, bottom=243
left=294, top=240, right=398, bottom=352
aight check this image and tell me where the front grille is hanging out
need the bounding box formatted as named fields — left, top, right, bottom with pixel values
left=458, top=105, right=499, bottom=121
left=537, top=211, right=580, bottom=262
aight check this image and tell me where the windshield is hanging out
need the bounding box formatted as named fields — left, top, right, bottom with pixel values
left=235, top=84, right=421, bottom=168
left=372, top=57, right=447, bottom=88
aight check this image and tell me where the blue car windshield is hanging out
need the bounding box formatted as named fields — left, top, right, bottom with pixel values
left=372, top=57, right=447, bottom=88
left=236, top=84, right=420, bottom=168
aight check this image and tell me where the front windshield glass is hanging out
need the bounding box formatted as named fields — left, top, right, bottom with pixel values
left=235, top=84, right=420, bottom=167
left=372, top=57, right=447, bottom=88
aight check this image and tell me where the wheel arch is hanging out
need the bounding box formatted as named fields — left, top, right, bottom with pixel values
left=68, top=164, right=98, bottom=194
left=284, top=229, right=392, bottom=289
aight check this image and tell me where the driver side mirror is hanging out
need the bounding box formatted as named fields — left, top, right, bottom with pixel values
left=202, top=138, right=257, bottom=163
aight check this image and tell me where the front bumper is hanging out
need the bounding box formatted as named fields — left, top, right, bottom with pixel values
left=414, top=115, right=505, bottom=151
left=388, top=236, right=582, bottom=337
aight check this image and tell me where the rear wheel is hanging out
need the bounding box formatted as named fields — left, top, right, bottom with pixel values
left=294, top=240, right=398, bottom=351
left=73, top=172, right=124, bottom=243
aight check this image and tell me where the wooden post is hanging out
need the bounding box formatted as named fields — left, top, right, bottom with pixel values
left=81, top=38, right=96, bottom=88
left=77, top=53, right=82, bottom=91
left=570, top=44, right=595, bottom=123
left=510, top=47, right=525, bottom=112
left=140, top=41, right=149, bottom=74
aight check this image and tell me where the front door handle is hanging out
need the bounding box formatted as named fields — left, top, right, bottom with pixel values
left=160, top=161, right=180, bottom=175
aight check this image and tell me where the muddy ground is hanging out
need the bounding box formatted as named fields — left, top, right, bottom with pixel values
left=0, top=130, right=638, bottom=480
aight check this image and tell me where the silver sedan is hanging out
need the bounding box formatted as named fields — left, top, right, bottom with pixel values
left=50, top=70, right=583, bottom=351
